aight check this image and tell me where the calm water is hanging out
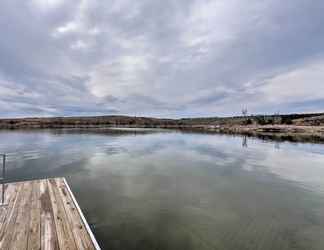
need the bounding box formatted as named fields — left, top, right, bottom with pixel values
left=1, top=129, right=324, bottom=250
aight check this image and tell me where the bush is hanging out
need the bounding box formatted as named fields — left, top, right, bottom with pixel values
left=256, top=116, right=267, bottom=125
left=281, top=117, right=293, bottom=125
left=245, top=118, right=253, bottom=125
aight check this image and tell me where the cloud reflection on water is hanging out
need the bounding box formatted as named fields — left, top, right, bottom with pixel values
left=1, top=129, right=324, bottom=249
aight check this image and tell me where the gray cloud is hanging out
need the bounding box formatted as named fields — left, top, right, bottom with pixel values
left=1, top=0, right=324, bottom=118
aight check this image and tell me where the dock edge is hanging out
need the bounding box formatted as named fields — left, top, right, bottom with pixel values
left=63, top=178, right=101, bottom=250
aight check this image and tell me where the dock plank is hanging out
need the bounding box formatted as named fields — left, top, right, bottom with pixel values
left=55, top=178, right=94, bottom=250
left=0, top=178, right=100, bottom=250
left=27, top=180, right=41, bottom=250
left=47, top=179, right=77, bottom=250
left=40, top=180, right=59, bottom=250
left=10, top=181, right=34, bottom=250
left=0, top=183, right=18, bottom=230
left=0, top=182, right=26, bottom=249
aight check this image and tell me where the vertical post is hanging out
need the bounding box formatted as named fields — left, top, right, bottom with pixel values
left=2, top=154, right=5, bottom=205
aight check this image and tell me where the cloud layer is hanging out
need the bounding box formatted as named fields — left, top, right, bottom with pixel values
left=1, top=0, right=324, bottom=117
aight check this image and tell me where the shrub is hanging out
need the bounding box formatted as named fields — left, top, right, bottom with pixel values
left=281, top=117, right=293, bottom=125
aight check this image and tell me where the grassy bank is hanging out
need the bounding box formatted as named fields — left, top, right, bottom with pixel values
left=1, top=113, right=324, bottom=143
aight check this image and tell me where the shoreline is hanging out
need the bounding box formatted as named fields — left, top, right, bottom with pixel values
left=179, top=125, right=324, bottom=144
left=1, top=113, right=324, bottom=144
left=1, top=124, right=324, bottom=144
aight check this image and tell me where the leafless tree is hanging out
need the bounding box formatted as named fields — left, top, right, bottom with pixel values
left=273, top=111, right=280, bottom=124
left=242, top=108, right=248, bottom=117
left=241, top=108, right=250, bottom=125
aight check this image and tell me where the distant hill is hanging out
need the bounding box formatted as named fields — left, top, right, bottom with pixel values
left=0, top=115, right=178, bottom=129
left=181, top=113, right=324, bottom=126
left=0, top=112, right=324, bottom=129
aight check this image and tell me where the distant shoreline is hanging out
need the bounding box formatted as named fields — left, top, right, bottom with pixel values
left=1, top=113, right=324, bottom=143
left=179, top=124, right=324, bottom=144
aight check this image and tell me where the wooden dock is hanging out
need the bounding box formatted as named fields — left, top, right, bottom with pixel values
left=0, top=178, right=100, bottom=250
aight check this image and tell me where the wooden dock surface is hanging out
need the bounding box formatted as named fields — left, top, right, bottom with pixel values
left=0, top=178, right=100, bottom=250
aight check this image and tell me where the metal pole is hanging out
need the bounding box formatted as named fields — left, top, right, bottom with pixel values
left=2, top=154, right=5, bottom=205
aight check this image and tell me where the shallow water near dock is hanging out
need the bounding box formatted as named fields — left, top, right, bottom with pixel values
left=1, top=128, right=324, bottom=250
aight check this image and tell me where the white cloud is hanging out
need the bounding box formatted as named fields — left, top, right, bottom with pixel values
left=88, top=54, right=152, bottom=98
left=51, top=0, right=99, bottom=37
left=32, top=0, right=64, bottom=10
left=70, top=40, right=89, bottom=50
left=260, top=61, right=324, bottom=104
left=1, top=0, right=324, bottom=117
left=55, top=21, right=79, bottom=35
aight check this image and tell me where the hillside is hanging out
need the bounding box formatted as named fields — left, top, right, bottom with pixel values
left=0, top=113, right=324, bottom=129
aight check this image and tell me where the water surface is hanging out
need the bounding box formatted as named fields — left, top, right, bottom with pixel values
left=1, top=129, right=324, bottom=250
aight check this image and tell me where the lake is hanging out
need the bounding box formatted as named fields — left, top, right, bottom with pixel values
left=1, top=128, right=324, bottom=250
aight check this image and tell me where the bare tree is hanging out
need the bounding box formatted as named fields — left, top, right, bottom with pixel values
left=241, top=108, right=249, bottom=125
left=242, top=108, right=248, bottom=117
left=273, top=111, right=280, bottom=125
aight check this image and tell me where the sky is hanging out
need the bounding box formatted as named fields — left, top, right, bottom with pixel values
left=0, top=0, right=324, bottom=118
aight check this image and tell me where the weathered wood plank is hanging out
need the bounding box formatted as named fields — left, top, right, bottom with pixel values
left=63, top=179, right=100, bottom=250
left=40, top=180, right=59, bottom=250
left=27, top=180, right=41, bottom=250
left=47, top=179, right=78, bottom=250
left=55, top=178, right=94, bottom=250
left=10, top=181, right=34, bottom=250
left=0, top=182, right=26, bottom=249
left=0, top=178, right=99, bottom=250
left=0, top=183, right=18, bottom=230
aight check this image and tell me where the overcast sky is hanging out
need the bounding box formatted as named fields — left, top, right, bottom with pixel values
left=0, top=0, right=324, bottom=118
